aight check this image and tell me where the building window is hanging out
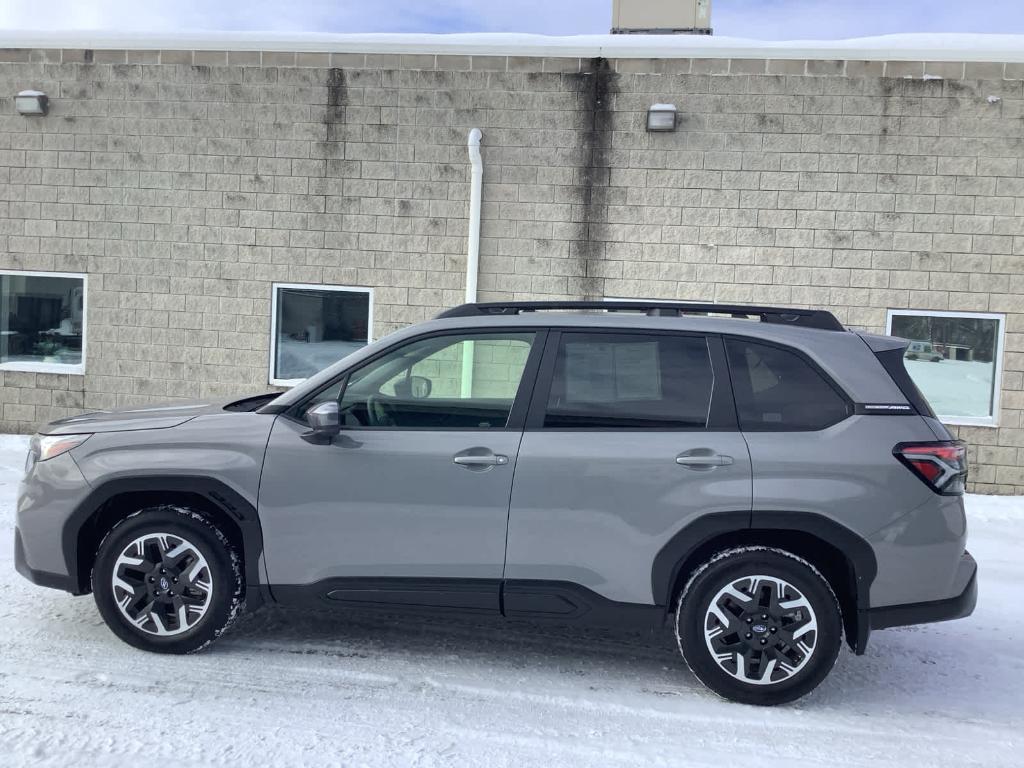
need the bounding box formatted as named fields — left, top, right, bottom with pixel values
left=270, top=284, right=373, bottom=386
left=0, top=271, right=86, bottom=374
left=886, top=310, right=1005, bottom=427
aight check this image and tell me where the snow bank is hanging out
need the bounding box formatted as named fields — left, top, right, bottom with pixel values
left=2, top=30, right=1024, bottom=62
left=965, top=492, right=1024, bottom=522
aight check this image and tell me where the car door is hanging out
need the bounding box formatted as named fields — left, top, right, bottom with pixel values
left=505, top=329, right=752, bottom=611
left=259, top=328, right=545, bottom=612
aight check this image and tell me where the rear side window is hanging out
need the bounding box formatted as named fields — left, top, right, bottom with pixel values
left=543, top=333, right=713, bottom=429
left=726, top=339, right=850, bottom=431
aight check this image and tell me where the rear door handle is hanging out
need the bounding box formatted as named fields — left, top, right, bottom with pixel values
left=676, top=453, right=734, bottom=468
left=453, top=454, right=509, bottom=467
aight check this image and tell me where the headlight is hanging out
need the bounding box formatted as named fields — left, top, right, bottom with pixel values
left=27, top=433, right=91, bottom=471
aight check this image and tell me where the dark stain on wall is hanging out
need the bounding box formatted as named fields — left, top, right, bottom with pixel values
left=880, top=78, right=897, bottom=138
left=322, top=67, right=348, bottom=154
left=569, top=57, right=616, bottom=299
left=314, top=67, right=357, bottom=181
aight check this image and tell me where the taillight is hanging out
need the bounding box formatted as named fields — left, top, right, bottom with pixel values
left=893, top=441, right=967, bottom=495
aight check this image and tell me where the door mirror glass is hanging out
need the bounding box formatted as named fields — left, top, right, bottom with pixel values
left=393, top=374, right=432, bottom=400
left=306, top=401, right=340, bottom=435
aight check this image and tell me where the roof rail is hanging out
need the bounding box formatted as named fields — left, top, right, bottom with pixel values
left=436, top=301, right=845, bottom=331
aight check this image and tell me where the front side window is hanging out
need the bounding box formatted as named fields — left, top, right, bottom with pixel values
left=726, top=339, right=850, bottom=431
left=0, top=271, right=86, bottom=373
left=887, top=310, right=1005, bottom=426
left=323, top=332, right=536, bottom=429
left=271, top=284, right=372, bottom=386
left=543, top=333, right=714, bottom=429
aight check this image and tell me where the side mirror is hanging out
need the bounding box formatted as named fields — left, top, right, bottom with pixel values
left=409, top=375, right=432, bottom=399
left=393, top=375, right=432, bottom=399
left=306, top=401, right=340, bottom=437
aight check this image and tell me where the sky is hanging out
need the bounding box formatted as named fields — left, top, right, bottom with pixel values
left=1, top=0, right=1024, bottom=39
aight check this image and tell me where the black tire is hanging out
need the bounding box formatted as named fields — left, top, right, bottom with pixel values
left=92, top=506, right=244, bottom=654
left=675, top=547, right=842, bottom=706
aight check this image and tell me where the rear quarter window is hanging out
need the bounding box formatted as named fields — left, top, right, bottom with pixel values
left=726, top=339, right=851, bottom=431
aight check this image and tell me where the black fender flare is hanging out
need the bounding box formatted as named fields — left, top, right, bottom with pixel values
left=63, top=475, right=267, bottom=607
left=650, top=510, right=878, bottom=653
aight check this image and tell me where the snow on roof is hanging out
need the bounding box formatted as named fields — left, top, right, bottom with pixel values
left=1, top=30, right=1023, bottom=63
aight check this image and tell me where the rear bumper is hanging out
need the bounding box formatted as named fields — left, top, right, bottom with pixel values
left=868, top=550, right=977, bottom=631
left=14, top=526, right=79, bottom=594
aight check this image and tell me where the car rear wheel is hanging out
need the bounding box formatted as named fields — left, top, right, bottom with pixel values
left=675, top=547, right=842, bottom=705
left=92, top=506, right=244, bottom=653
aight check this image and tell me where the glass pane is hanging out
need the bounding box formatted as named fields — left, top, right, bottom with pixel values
left=544, top=333, right=713, bottom=429
left=890, top=314, right=1000, bottom=419
left=725, top=340, right=850, bottom=431
left=0, top=274, right=84, bottom=367
left=274, top=287, right=370, bottom=381
left=338, top=333, right=535, bottom=429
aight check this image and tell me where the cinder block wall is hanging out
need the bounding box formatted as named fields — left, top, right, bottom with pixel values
left=0, top=48, right=1023, bottom=491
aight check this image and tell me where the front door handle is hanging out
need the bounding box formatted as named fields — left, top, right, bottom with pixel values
left=453, top=453, right=509, bottom=467
left=676, top=453, right=734, bottom=468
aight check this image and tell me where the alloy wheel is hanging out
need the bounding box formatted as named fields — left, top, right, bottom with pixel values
left=703, top=574, right=818, bottom=686
left=110, top=532, right=214, bottom=636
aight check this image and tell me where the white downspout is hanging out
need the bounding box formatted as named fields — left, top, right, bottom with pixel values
left=465, top=127, right=483, bottom=305
left=461, top=128, right=483, bottom=398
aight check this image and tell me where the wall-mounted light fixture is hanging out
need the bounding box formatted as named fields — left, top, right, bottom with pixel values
left=15, top=90, right=48, bottom=116
left=646, top=103, right=677, bottom=132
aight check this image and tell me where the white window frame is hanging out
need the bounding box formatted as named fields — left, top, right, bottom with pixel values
left=0, top=269, right=87, bottom=375
left=269, top=282, right=374, bottom=387
left=886, top=309, right=1006, bottom=428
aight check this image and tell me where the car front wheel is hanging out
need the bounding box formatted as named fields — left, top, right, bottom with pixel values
left=675, top=547, right=842, bottom=705
left=92, top=506, right=244, bottom=653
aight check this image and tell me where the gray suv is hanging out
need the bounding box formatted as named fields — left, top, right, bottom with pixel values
left=14, top=301, right=977, bottom=705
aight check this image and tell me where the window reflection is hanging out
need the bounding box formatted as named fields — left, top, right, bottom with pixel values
left=274, top=286, right=371, bottom=383
left=889, top=312, right=1002, bottom=421
left=0, top=274, right=85, bottom=368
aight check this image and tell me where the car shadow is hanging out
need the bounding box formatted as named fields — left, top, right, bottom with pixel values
left=212, top=604, right=1010, bottom=717
left=224, top=603, right=696, bottom=687
left=33, top=587, right=1007, bottom=716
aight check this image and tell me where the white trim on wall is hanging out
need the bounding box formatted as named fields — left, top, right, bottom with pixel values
left=0, top=269, right=87, bottom=375
left=886, top=308, right=1006, bottom=428
left=269, top=282, right=374, bottom=387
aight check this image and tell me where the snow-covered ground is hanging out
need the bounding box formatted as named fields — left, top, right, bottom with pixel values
left=1, top=433, right=1022, bottom=767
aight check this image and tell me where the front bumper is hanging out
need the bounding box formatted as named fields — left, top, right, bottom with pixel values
left=14, top=526, right=79, bottom=593
left=14, top=450, right=93, bottom=594
left=868, top=550, right=977, bottom=631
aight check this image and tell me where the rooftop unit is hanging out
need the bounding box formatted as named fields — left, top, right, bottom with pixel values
left=611, top=0, right=713, bottom=35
